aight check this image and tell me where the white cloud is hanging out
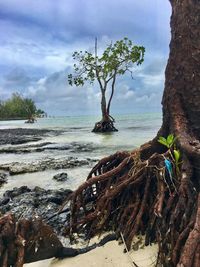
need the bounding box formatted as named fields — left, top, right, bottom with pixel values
left=139, top=73, right=164, bottom=87
left=115, top=84, right=135, bottom=100
left=0, top=86, right=11, bottom=100
left=0, top=56, right=166, bottom=115
left=0, top=0, right=171, bottom=114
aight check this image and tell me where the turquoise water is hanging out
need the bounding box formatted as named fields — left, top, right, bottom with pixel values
left=0, top=113, right=162, bottom=154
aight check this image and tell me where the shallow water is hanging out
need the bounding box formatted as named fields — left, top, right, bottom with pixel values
left=0, top=113, right=162, bottom=151
left=0, top=166, right=92, bottom=195
left=0, top=113, right=162, bottom=193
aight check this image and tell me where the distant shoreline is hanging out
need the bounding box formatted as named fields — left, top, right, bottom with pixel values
left=0, top=117, right=44, bottom=121
left=0, top=117, right=26, bottom=121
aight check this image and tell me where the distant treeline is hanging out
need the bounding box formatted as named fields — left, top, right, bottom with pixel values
left=0, top=93, right=46, bottom=120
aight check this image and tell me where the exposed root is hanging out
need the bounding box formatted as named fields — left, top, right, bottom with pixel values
left=65, top=146, right=200, bottom=266
left=92, top=119, right=118, bottom=133
left=177, top=194, right=200, bottom=267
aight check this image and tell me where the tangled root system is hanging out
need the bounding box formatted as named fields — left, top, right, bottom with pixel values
left=66, top=146, right=199, bottom=266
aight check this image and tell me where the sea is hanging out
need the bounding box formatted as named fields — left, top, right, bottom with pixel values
left=0, top=113, right=162, bottom=194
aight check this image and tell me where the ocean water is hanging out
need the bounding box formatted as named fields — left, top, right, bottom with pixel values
left=0, top=113, right=162, bottom=152
left=0, top=113, right=162, bottom=193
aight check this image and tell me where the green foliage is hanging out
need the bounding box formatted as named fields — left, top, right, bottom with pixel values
left=157, top=136, right=169, bottom=147
left=68, top=37, right=145, bottom=87
left=0, top=93, right=45, bottom=120
left=36, top=109, right=46, bottom=117
left=158, top=134, right=176, bottom=149
left=158, top=134, right=181, bottom=172
left=173, top=149, right=180, bottom=164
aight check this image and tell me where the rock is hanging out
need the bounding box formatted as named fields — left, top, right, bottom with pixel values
left=0, top=128, right=62, bottom=145
left=4, top=185, right=31, bottom=198
left=0, top=141, right=97, bottom=154
left=11, top=137, right=41, bottom=145
left=0, top=172, right=8, bottom=187
left=0, top=186, right=72, bottom=234
left=0, top=142, right=54, bottom=154
left=71, top=142, right=94, bottom=153
left=0, top=197, right=9, bottom=206
left=0, top=157, right=97, bottom=175
left=53, top=172, right=68, bottom=182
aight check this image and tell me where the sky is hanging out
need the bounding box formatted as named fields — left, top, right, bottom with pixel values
left=0, top=0, right=171, bottom=116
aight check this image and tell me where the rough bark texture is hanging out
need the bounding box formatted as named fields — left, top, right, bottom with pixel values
left=65, top=0, right=200, bottom=266
left=161, top=0, right=200, bottom=160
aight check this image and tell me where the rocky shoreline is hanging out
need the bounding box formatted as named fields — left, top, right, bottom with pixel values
left=0, top=186, right=72, bottom=236
left=0, top=128, right=62, bottom=145
left=0, top=141, right=96, bottom=154
left=0, top=127, right=98, bottom=242
left=0, top=127, right=98, bottom=182
left=0, top=172, right=7, bottom=187
left=0, top=157, right=96, bottom=175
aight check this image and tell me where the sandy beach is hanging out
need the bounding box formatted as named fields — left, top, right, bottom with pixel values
left=25, top=239, right=158, bottom=267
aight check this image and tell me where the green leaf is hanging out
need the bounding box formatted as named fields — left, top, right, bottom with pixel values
left=174, top=149, right=180, bottom=163
left=167, top=134, right=174, bottom=147
left=158, top=137, right=169, bottom=148
left=68, top=38, right=145, bottom=94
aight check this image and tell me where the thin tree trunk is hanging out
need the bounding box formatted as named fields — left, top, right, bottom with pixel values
left=93, top=37, right=117, bottom=132
left=101, top=90, right=108, bottom=121
left=106, top=72, right=116, bottom=116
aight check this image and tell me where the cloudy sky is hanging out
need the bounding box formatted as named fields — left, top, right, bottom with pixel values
left=0, top=0, right=171, bottom=116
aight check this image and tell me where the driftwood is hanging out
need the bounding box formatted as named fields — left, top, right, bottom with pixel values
left=0, top=214, right=61, bottom=266
left=0, top=213, right=116, bottom=266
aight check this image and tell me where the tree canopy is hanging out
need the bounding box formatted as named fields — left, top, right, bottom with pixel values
left=68, top=37, right=145, bottom=88
left=0, top=93, right=46, bottom=120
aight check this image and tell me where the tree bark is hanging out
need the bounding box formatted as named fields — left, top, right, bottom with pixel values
left=101, top=90, right=108, bottom=121
left=106, top=72, right=116, bottom=116
left=162, top=0, right=200, bottom=143
left=141, top=0, right=200, bottom=161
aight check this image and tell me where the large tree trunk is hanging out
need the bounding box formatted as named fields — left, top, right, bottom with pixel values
left=160, top=0, right=200, bottom=157
left=163, top=0, right=200, bottom=136
left=67, top=0, right=200, bottom=266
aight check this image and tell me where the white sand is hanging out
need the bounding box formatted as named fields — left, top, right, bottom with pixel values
left=25, top=239, right=158, bottom=267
